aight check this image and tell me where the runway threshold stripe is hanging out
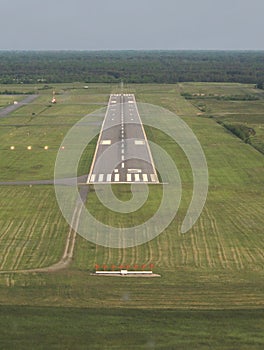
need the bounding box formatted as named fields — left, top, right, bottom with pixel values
left=107, top=174, right=112, bottom=182
left=134, top=174, right=140, bottom=182
left=127, top=174, right=132, bottom=182
left=98, top=174, right=104, bottom=182
left=90, top=174, right=96, bottom=182
left=150, top=174, right=157, bottom=182
left=142, top=174, right=148, bottom=182
left=115, top=174, right=120, bottom=182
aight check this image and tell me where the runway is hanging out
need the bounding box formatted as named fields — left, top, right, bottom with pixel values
left=87, top=94, right=158, bottom=184
left=0, top=95, right=38, bottom=117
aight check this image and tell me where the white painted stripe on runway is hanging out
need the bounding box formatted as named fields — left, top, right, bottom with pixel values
left=88, top=94, right=159, bottom=185
left=135, top=140, right=145, bottom=145
left=132, top=94, right=159, bottom=183
left=88, top=95, right=113, bottom=182
left=98, top=174, right=104, bottom=182
left=122, top=163, right=125, bottom=169
left=127, top=174, right=132, bottom=182
left=101, top=140, right=111, bottom=145
left=150, top=174, right=157, bottom=182
left=134, top=174, right=140, bottom=182
left=142, top=174, right=148, bottom=182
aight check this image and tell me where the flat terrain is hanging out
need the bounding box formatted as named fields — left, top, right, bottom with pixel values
left=0, top=83, right=263, bottom=349
left=87, top=94, right=158, bottom=184
left=0, top=306, right=263, bottom=349
left=179, top=82, right=264, bottom=153
left=0, top=95, right=38, bottom=117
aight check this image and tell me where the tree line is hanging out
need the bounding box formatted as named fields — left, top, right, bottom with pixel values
left=0, top=50, right=264, bottom=85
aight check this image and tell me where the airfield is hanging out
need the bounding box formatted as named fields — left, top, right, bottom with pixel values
left=87, top=93, right=158, bottom=184
left=0, top=83, right=263, bottom=349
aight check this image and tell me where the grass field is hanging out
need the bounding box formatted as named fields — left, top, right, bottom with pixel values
left=0, top=186, right=67, bottom=271
left=0, top=83, right=263, bottom=349
left=0, top=306, right=263, bottom=350
left=178, top=82, right=264, bottom=154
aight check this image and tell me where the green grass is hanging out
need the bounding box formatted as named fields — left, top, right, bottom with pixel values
left=0, top=88, right=106, bottom=180
left=178, top=82, right=262, bottom=98
left=0, top=186, right=67, bottom=270
left=75, top=116, right=264, bottom=274
left=86, top=184, right=163, bottom=228
left=0, top=83, right=263, bottom=349
left=0, top=95, right=25, bottom=108
left=0, top=306, right=263, bottom=350
left=179, top=82, right=264, bottom=155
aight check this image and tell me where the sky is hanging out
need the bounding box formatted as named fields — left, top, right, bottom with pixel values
left=1, top=0, right=264, bottom=50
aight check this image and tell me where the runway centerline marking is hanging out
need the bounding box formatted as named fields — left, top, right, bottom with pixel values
left=87, top=94, right=159, bottom=184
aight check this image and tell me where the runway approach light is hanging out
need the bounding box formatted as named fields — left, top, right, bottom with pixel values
left=51, top=90, right=57, bottom=104
left=14, top=101, right=18, bottom=105
left=44, top=146, right=49, bottom=150
left=10, top=146, right=15, bottom=150
left=61, top=146, right=65, bottom=150
left=27, top=146, right=32, bottom=150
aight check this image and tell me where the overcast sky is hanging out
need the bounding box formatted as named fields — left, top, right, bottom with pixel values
left=1, top=0, right=264, bottom=50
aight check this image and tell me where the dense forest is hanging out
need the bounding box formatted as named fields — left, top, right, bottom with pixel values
left=0, top=51, right=264, bottom=85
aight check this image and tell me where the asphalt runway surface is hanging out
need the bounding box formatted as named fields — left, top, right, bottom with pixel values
left=87, top=94, right=159, bottom=184
left=0, top=95, right=38, bottom=117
